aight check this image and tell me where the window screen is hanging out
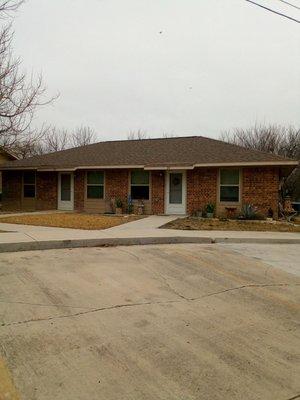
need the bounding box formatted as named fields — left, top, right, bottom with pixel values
left=87, top=171, right=104, bottom=199
left=220, top=169, right=240, bottom=202
left=23, top=172, right=36, bottom=198
left=131, top=171, right=150, bottom=200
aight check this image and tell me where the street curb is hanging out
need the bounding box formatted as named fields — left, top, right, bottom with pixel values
left=214, top=237, right=300, bottom=245
left=0, top=236, right=299, bottom=253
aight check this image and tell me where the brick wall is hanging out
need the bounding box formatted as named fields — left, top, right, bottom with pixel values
left=105, top=169, right=129, bottom=211
left=151, top=171, right=165, bottom=214
left=2, top=171, right=22, bottom=210
left=242, top=167, right=279, bottom=217
left=1, top=167, right=281, bottom=217
left=74, top=171, right=85, bottom=211
left=36, top=172, right=58, bottom=210
left=186, top=168, right=218, bottom=214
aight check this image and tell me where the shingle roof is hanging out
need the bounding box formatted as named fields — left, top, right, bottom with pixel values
left=1, top=136, right=298, bottom=170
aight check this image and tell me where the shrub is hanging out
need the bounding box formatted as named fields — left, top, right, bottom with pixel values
left=206, top=203, right=215, bottom=214
left=115, top=198, right=123, bottom=208
left=239, top=204, right=265, bottom=220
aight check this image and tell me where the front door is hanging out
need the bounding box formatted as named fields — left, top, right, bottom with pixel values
left=58, top=172, right=74, bottom=211
left=165, top=171, right=186, bottom=214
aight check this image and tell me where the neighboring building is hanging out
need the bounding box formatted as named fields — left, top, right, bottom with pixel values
left=0, top=136, right=298, bottom=217
left=0, top=147, right=18, bottom=202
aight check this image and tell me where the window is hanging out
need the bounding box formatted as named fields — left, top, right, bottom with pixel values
left=87, top=171, right=104, bottom=199
left=23, top=171, right=36, bottom=198
left=60, top=174, right=71, bottom=201
left=220, top=169, right=240, bottom=202
left=131, top=170, right=149, bottom=200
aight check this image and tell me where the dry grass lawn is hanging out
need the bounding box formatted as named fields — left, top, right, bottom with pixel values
left=0, top=213, right=144, bottom=230
left=161, top=217, right=300, bottom=232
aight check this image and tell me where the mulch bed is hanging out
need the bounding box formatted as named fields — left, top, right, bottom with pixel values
left=161, top=217, right=300, bottom=232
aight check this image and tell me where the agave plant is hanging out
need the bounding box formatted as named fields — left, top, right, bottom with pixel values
left=240, top=204, right=259, bottom=220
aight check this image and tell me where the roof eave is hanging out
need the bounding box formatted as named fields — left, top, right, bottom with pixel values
left=0, top=160, right=298, bottom=171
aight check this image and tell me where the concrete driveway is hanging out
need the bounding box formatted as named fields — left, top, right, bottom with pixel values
left=0, top=243, right=299, bottom=400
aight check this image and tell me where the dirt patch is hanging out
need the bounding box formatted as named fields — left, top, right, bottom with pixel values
left=161, top=217, right=300, bottom=232
left=0, top=213, right=144, bottom=230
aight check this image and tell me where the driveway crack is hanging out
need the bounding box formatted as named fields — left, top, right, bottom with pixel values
left=0, top=299, right=91, bottom=310
left=191, top=283, right=300, bottom=301
left=1, top=299, right=179, bottom=327
left=1, top=283, right=298, bottom=328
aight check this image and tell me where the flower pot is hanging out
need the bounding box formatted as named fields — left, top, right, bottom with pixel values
left=206, top=212, right=214, bottom=218
left=137, top=205, right=144, bottom=215
left=115, top=207, right=122, bottom=215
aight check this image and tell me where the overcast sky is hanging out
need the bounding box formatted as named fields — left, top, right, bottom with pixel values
left=12, top=0, right=300, bottom=141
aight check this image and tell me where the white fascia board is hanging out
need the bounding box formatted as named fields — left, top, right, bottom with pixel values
left=194, top=161, right=298, bottom=167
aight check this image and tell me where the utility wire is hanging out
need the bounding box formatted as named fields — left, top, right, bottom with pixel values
left=245, top=0, right=300, bottom=23
left=277, top=0, right=300, bottom=11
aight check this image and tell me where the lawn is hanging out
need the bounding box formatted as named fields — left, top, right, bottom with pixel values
left=0, top=213, right=144, bottom=230
left=161, top=217, right=300, bottom=232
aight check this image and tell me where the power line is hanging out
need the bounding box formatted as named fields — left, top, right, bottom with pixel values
left=277, top=0, right=300, bottom=11
left=245, top=0, right=300, bottom=23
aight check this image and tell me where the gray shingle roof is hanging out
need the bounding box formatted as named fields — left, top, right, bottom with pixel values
left=1, top=136, right=297, bottom=169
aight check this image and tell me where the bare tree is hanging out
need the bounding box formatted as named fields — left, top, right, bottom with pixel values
left=30, top=125, right=97, bottom=155
left=0, top=1, right=56, bottom=154
left=127, top=130, right=149, bottom=140
left=42, top=127, right=70, bottom=153
left=162, top=132, right=177, bottom=138
left=71, top=125, right=96, bottom=147
left=220, top=124, right=300, bottom=159
left=0, top=0, right=23, bottom=14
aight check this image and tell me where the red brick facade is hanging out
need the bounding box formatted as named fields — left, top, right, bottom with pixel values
left=243, top=167, right=279, bottom=217
left=74, top=171, right=85, bottom=211
left=186, top=168, right=218, bottom=215
left=105, top=169, right=129, bottom=206
left=151, top=171, right=165, bottom=214
left=36, top=172, right=58, bottom=210
left=1, top=167, right=281, bottom=217
left=2, top=171, right=22, bottom=210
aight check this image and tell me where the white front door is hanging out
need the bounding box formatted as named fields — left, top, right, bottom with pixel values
left=58, top=172, right=74, bottom=211
left=165, top=171, right=186, bottom=214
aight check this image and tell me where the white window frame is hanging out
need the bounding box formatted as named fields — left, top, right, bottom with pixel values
left=219, top=169, right=241, bottom=204
left=86, top=171, right=105, bottom=199
left=130, top=170, right=150, bottom=200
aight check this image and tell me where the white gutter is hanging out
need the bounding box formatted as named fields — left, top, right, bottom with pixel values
left=1, top=160, right=297, bottom=171
left=193, top=161, right=298, bottom=167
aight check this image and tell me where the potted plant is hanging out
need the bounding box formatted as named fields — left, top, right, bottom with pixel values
left=115, top=198, right=123, bottom=215
left=206, top=203, right=215, bottom=218
left=137, top=199, right=145, bottom=215
left=195, top=209, right=203, bottom=218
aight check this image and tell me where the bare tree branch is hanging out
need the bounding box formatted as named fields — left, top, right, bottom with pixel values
left=0, top=1, right=57, bottom=155
left=127, top=130, right=149, bottom=140
left=71, top=125, right=96, bottom=147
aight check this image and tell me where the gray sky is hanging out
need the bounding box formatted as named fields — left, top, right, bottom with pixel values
left=13, top=0, right=300, bottom=141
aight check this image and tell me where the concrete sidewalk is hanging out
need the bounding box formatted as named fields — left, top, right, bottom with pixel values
left=0, top=215, right=299, bottom=252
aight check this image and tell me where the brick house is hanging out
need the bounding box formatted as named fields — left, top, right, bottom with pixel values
left=0, top=136, right=297, bottom=217
left=0, top=147, right=18, bottom=202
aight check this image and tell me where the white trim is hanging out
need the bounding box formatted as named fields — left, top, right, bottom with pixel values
left=218, top=168, right=241, bottom=204
left=86, top=170, right=105, bottom=200
left=58, top=172, right=74, bottom=211
left=144, top=166, right=194, bottom=170
left=130, top=170, right=150, bottom=201
left=165, top=171, right=187, bottom=215
left=1, top=160, right=298, bottom=172
left=77, top=165, right=144, bottom=170
left=194, top=161, right=298, bottom=167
